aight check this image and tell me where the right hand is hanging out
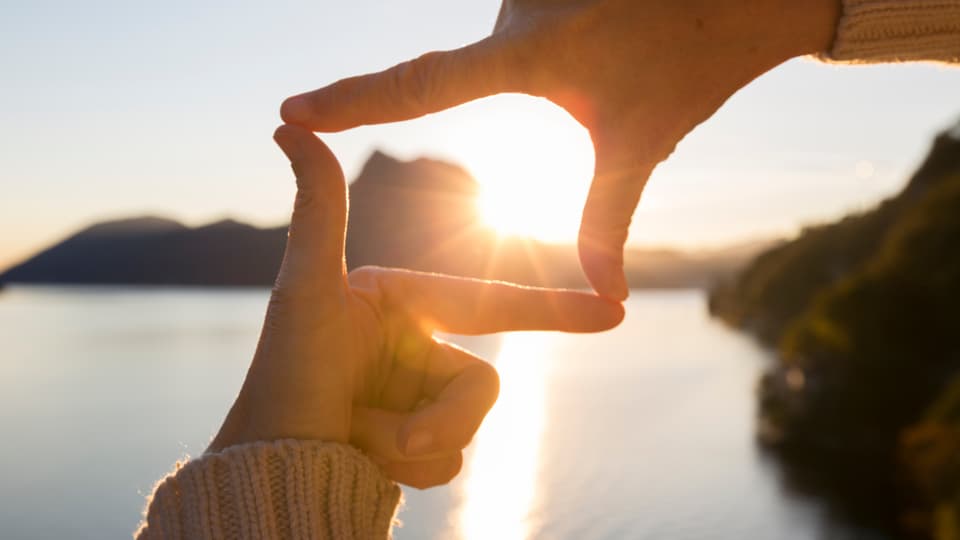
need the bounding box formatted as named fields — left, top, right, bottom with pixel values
left=280, top=0, right=839, bottom=300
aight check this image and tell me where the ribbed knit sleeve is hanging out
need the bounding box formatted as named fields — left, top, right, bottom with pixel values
left=134, top=440, right=402, bottom=540
left=825, top=0, right=960, bottom=63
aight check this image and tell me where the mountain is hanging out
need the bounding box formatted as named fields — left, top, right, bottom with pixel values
left=708, top=120, right=960, bottom=537
left=0, top=217, right=288, bottom=286
left=344, top=150, right=763, bottom=287
left=0, top=151, right=766, bottom=288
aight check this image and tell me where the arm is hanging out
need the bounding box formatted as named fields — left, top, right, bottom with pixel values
left=134, top=125, right=624, bottom=539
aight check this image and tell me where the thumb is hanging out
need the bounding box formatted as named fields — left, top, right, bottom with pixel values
left=578, top=131, right=657, bottom=302
left=281, top=36, right=518, bottom=132
left=272, top=124, right=348, bottom=294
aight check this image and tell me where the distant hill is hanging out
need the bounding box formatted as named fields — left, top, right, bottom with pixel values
left=709, top=123, right=960, bottom=343
left=0, top=151, right=766, bottom=288
left=0, top=217, right=287, bottom=286
left=708, top=120, right=960, bottom=537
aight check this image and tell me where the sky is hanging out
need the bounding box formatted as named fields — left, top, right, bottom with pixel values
left=1, top=0, right=959, bottom=269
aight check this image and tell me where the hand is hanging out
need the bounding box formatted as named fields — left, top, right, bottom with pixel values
left=208, top=124, right=624, bottom=489
left=279, top=0, right=840, bottom=300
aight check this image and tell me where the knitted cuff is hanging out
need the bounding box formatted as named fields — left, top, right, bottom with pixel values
left=826, top=0, right=960, bottom=63
left=135, top=440, right=402, bottom=540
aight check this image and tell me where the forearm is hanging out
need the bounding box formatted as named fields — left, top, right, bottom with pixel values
left=135, top=440, right=401, bottom=540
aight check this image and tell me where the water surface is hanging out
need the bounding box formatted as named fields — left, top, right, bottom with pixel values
left=0, top=287, right=855, bottom=539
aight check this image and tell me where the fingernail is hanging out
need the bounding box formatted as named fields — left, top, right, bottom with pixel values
left=273, top=125, right=296, bottom=151
left=602, top=261, right=629, bottom=301
left=589, top=259, right=629, bottom=302
left=404, top=431, right=434, bottom=456
left=281, top=95, right=310, bottom=123
left=274, top=125, right=309, bottom=165
left=609, top=274, right=629, bottom=302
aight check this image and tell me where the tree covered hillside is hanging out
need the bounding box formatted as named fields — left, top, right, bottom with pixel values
left=708, top=120, right=960, bottom=538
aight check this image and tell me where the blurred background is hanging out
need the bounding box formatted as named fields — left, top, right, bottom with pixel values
left=1, top=1, right=959, bottom=538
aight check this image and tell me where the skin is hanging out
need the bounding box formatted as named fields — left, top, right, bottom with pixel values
left=208, top=124, right=624, bottom=489
left=280, top=0, right=841, bottom=301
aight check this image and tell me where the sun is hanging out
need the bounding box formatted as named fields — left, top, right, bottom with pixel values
left=453, top=95, right=596, bottom=243
left=477, top=176, right=582, bottom=242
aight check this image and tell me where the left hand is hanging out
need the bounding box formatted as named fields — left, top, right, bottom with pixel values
left=209, top=125, right=624, bottom=489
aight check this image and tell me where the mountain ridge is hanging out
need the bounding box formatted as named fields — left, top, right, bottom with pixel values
left=1, top=151, right=769, bottom=289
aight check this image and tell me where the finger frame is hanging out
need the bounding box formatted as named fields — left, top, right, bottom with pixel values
left=348, top=266, right=624, bottom=336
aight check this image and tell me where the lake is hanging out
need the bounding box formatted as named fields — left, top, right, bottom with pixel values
left=0, top=287, right=869, bottom=539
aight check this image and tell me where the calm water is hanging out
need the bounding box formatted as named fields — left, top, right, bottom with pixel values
left=0, top=287, right=857, bottom=539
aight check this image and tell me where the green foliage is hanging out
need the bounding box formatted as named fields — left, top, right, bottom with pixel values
left=709, top=200, right=901, bottom=344
left=709, top=124, right=960, bottom=536
left=777, top=173, right=960, bottom=454
left=902, top=375, right=960, bottom=537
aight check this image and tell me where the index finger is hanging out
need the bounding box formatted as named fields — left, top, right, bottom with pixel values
left=349, top=266, right=625, bottom=335
left=281, top=36, right=517, bottom=132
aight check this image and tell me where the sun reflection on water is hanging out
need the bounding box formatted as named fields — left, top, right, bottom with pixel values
left=455, top=332, right=551, bottom=540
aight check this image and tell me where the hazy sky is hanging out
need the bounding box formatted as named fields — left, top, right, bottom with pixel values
left=2, top=0, right=959, bottom=269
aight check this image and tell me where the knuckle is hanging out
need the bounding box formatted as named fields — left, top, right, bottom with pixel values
left=267, top=285, right=309, bottom=316
left=490, top=23, right=551, bottom=93
left=267, top=281, right=297, bottom=309
left=263, top=288, right=297, bottom=330
left=499, top=6, right=588, bottom=90
left=348, top=265, right=383, bottom=287
left=579, top=199, right=633, bottom=244
left=581, top=211, right=633, bottom=240
left=394, top=54, right=438, bottom=111
left=267, top=283, right=343, bottom=326
left=292, top=186, right=318, bottom=210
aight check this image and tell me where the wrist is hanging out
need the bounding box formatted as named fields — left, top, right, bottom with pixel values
left=692, top=0, right=842, bottom=85
left=208, top=383, right=352, bottom=454
left=207, top=395, right=254, bottom=453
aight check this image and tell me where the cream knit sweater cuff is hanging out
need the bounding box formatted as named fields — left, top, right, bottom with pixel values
left=135, top=440, right=402, bottom=540
left=827, top=0, right=960, bottom=63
